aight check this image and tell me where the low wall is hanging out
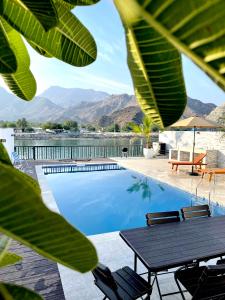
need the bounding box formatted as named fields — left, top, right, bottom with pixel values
left=0, top=128, right=14, bottom=161
left=159, top=131, right=225, bottom=167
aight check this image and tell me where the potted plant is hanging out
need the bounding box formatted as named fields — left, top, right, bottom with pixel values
left=129, top=116, right=156, bottom=159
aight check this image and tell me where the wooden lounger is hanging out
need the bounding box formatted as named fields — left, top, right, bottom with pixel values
left=198, top=168, right=225, bottom=181
left=169, top=153, right=206, bottom=171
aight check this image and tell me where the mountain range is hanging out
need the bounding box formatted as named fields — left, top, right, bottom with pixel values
left=0, top=86, right=220, bottom=126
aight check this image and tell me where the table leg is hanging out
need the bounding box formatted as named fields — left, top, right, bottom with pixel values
left=134, top=253, right=137, bottom=272
left=146, top=271, right=152, bottom=300
left=148, top=270, right=151, bottom=285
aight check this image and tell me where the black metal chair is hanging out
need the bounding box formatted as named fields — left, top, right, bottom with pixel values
left=92, top=263, right=152, bottom=300
left=175, top=263, right=225, bottom=300
left=181, top=204, right=211, bottom=220
left=144, top=211, right=181, bottom=299
left=121, top=147, right=128, bottom=158
left=146, top=211, right=180, bottom=226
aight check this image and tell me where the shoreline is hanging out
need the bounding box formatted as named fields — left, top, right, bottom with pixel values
left=15, top=132, right=158, bottom=140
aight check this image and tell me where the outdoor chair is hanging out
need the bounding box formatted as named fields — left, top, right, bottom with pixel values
left=92, top=263, right=152, bottom=300
left=175, top=263, right=225, bottom=300
left=146, top=211, right=180, bottom=226
left=181, top=205, right=211, bottom=220
left=121, top=147, right=128, bottom=158
left=198, top=167, right=225, bottom=182
left=11, top=151, right=32, bottom=174
left=11, top=151, right=28, bottom=171
left=145, top=211, right=181, bottom=298
left=168, top=153, right=206, bottom=171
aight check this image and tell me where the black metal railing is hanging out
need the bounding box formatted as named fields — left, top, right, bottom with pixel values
left=42, top=163, right=125, bottom=174
left=14, top=145, right=143, bottom=160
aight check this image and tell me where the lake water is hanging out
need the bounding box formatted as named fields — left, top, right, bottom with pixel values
left=15, top=137, right=144, bottom=147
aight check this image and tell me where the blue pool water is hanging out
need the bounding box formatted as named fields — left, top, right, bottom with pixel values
left=44, top=164, right=225, bottom=235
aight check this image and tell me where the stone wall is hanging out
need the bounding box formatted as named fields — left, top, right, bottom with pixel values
left=159, top=131, right=225, bottom=167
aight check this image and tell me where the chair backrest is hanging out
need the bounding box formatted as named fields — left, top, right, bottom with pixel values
left=122, top=147, right=128, bottom=153
left=92, top=263, right=122, bottom=300
left=193, top=153, right=206, bottom=164
left=181, top=205, right=211, bottom=220
left=11, top=151, right=21, bottom=163
left=193, top=266, right=225, bottom=299
left=146, top=211, right=180, bottom=226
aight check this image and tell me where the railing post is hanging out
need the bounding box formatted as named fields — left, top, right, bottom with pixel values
left=32, top=146, right=36, bottom=160
left=70, top=146, right=73, bottom=160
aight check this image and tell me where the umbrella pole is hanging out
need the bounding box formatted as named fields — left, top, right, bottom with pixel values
left=189, top=126, right=198, bottom=176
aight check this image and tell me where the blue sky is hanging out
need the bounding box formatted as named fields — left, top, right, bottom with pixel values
left=1, top=0, right=225, bottom=105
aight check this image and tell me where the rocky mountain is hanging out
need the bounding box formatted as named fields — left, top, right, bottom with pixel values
left=0, top=86, right=219, bottom=125
left=98, top=106, right=143, bottom=127
left=57, top=94, right=137, bottom=123
left=40, top=86, right=109, bottom=108
left=96, top=97, right=217, bottom=127
left=0, top=94, right=65, bottom=122
left=207, top=103, right=225, bottom=125
left=183, top=98, right=216, bottom=118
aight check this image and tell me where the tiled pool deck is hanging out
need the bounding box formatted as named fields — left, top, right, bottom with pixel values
left=36, top=157, right=225, bottom=300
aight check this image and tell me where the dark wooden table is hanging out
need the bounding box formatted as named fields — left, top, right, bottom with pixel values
left=120, top=216, right=225, bottom=298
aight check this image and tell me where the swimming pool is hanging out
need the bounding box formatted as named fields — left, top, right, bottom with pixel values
left=44, top=164, right=225, bottom=236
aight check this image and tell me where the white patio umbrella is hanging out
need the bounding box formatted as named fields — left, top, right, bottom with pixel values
left=171, top=116, right=220, bottom=175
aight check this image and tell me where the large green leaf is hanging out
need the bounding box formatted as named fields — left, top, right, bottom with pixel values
left=114, top=1, right=187, bottom=127
left=0, top=236, right=10, bottom=261
left=0, top=20, right=17, bottom=74
left=0, top=236, right=22, bottom=268
left=0, top=161, right=98, bottom=273
left=115, top=0, right=225, bottom=93
left=0, top=283, right=42, bottom=300
left=63, top=0, right=100, bottom=5
left=0, top=143, right=12, bottom=166
left=0, top=20, right=36, bottom=100
left=27, top=40, right=53, bottom=58
left=2, top=0, right=97, bottom=67
left=20, top=0, right=58, bottom=31
left=0, top=252, right=22, bottom=268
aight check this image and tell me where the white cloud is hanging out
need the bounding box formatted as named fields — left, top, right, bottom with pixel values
left=98, top=51, right=112, bottom=63
left=72, top=71, right=133, bottom=94
left=96, top=38, right=124, bottom=55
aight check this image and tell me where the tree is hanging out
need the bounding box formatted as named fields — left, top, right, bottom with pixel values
left=0, top=122, right=7, bottom=128
left=63, top=120, right=78, bottom=131
left=129, top=117, right=156, bottom=148
left=114, top=123, right=120, bottom=132
left=25, top=127, right=34, bottom=132
left=86, top=124, right=96, bottom=132
left=106, top=123, right=120, bottom=132
left=121, top=123, right=132, bottom=132
left=42, top=122, right=62, bottom=130
left=7, top=122, right=16, bottom=128
left=16, top=118, right=28, bottom=132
